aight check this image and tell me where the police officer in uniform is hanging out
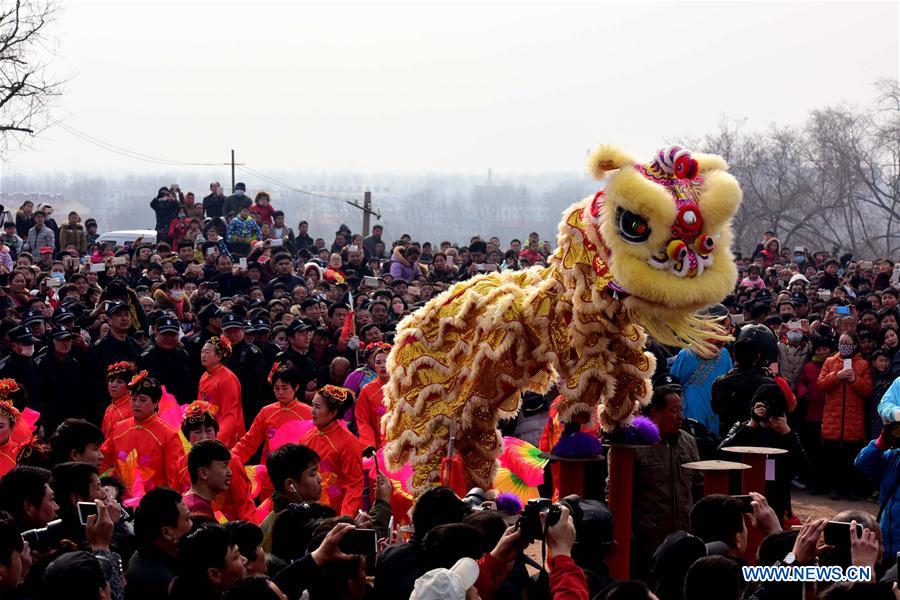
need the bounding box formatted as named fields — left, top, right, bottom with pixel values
left=276, top=319, right=318, bottom=404
left=221, top=313, right=266, bottom=426
left=21, top=309, right=48, bottom=355
left=0, top=325, right=38, bottom=408
left=29, top=326, right=85, bottom=435
left=140, top=316, right=194, bottom=404
left=248, top=317, right=281, bottom=374
left=84, top=301, right=142, bottom=418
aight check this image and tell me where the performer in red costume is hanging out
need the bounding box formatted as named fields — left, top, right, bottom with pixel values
left=0, top=379, right=33, bottom=454
left=179, top=401, right=256, bottom=522
left=231, top=366, right=312, bottom=464
left=0, top=399, right=20, bottom=477
left=301, top=385, right=364, bottom=516
left=101, top=361, right=136, bottom=438
left=102, top=361, right=180, bottom=439
left=354, top=343, right=391, bottom=449
left=198, top=336, right=245, bottom=448
left=100, top=372, right=188, bottom=500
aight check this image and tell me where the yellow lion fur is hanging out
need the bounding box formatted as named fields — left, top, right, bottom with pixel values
left=382, top=144, right=742, bottom=494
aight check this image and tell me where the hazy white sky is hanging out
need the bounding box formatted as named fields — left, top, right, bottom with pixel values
left=3, top=0, right=898, bottom=176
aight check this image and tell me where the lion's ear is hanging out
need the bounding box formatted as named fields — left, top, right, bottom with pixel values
left=693, top=153, right=729, bottom=173
left=587, top=145, right=636, bottom=180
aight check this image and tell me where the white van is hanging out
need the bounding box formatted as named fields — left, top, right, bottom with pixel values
left=95, top=229, right=158, bottom=247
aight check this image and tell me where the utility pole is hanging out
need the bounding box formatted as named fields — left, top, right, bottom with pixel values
left=345, top=191, right=379, bottom=236
left=231, top=149, right=236, bottom=192
left=362, top=190, right=372, bottom=237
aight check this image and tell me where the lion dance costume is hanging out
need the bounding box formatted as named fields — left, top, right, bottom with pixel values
left=383, top=144, right=743, bottom=493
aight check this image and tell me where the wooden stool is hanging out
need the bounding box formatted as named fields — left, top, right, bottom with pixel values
left=721, top=446, right=788, bottom=564
left=682, top=460, right=751, bottom=496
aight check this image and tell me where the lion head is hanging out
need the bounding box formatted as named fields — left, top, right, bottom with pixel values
left=583, top=144, right=742, bottom=352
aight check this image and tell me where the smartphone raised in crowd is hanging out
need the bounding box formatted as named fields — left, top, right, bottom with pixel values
left=338, top=528, right=377, bottom=555
left=823, top=521, right=863, bottom=547
left=77, top=501, right=98, bottom=526
left=732, top=495, right=754, bottom=513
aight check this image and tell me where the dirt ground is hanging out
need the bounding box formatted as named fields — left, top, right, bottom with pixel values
left=791, top=489, right=880, bottom=520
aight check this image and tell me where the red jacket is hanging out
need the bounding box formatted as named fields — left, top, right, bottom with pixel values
left=198, top=364, right=246, bottom=448
left=301, top=420, right=364, bottom=516
left=250, top=203, right=275, bottom=225
left=475, top=552, right=588, bottom=600
left=100, top=413, right=188, bottom=500
left=818, top=353, right=873, bottom=443
left=231, top=400, right=312, bottom=464
left=355, top=378, right=387, bottom=449
left=0, top=438, right=17, bottom=478
left=795, top=360, right=827, bottom=422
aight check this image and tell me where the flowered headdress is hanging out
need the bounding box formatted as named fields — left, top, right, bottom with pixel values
left=0, top=399, right=19, bottom=426
left=208, top=336, right=232, bottom=359
left=107, top=361, right=137, bottom=381
left=182, top=400, right=215, bottom=425
left=0, top=379, right=21, bottom=400
left=267, top=361, right=282, bottom=385
left=364, top=342, right=392, bottom=359
left=128, top=370, right=162, bottom=401
left=318, top=385, right=355, bottom=411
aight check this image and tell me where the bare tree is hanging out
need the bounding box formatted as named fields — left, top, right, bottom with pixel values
left=0, top=0, right=64, bottom=155
left=691, top=81, right=900, bottom=258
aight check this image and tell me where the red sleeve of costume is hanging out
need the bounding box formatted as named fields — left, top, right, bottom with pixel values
left=339, top=435, right=365, bottom=516
left=164, top=430, right=189, bottom=491
left=99, top=431, right=115, bottom=476
left=355, top=386, right=376, bottom=449
left=217, top=372, right=246, bottom=448
left=101, top=406, right=115, bottom=440
left=227, top=457, right=257, bottom=522
left=548, top=555, right=589, bottom=600
left=539, top=398, right=561, bottom=453
left=474, top=552, right=508, bottom=600
left=232, top=406, right=268, bottom=464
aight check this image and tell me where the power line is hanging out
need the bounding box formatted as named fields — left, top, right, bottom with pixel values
left=50, top=118, right=227, bottom=167
left=237, top=164, right=381, bottom=220
left=46, top=119, right=382, bottom=223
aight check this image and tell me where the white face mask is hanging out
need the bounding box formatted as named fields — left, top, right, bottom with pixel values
left=19, top=345, right=34, bottom=357
left=170, top=289, right=184, bottom=299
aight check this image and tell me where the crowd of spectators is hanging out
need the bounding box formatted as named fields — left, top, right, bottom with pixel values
left=0, top=186, right=896, bottom=599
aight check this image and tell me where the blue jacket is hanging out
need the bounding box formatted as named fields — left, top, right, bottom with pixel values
left=855, top=440, right=900, bottom=559
left=878, top=377, right=900, bottom=423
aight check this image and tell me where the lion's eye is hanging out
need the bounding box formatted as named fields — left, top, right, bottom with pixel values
left=618, top=209, right=651, bottom=243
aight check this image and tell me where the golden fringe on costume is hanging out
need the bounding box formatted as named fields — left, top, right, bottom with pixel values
left=382, top=144, right=742, bottom=494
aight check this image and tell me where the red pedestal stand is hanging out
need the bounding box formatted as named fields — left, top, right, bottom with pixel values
left=682, top=460, right=751, bottom=496
left=606, top=444, right=641, bottom=581
left=540, top=453, right=607, bottom=499
left=721, top=446, right=788, bottom=565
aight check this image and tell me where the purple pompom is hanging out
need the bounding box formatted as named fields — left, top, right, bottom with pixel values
left=551, top=431, right=604, bottom=458
left=631, top=416, right=661, bottom=445
left=495, top=492, right=523, bottom=516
